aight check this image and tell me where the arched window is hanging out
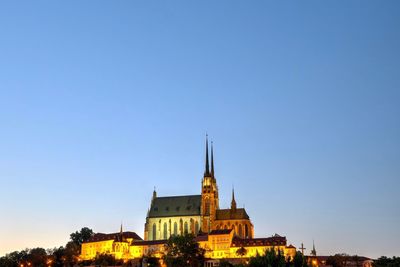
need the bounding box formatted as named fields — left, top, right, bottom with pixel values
left=190, top=219, right=194, bottom=234
left=184, top=221, right=189, bottom=234
left=245, top=224, right=249, bottom=238
left=195, top=221, right=199, bottom=234
left=204, top=199, right=210, bottom=215
left=224, top=225, right=227, bottom=230
left=239, top=224, right=243, bottom=238
left=163, top=222, right=168, bottom=239
left=173, top=222, right=178, bottom=235
left=152, top=223, right=157, bottom=240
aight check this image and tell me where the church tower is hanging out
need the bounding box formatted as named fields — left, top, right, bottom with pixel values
left=201, top=136, right=219, bottom=233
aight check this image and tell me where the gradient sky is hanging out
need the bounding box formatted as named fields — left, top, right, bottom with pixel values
left=0, top=0, right=399, bottom=259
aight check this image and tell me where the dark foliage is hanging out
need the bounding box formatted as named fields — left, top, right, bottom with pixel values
left=163, top=233, right=205, bottom=267
left=374, top=256, right=400, bottom=267
left=69, top=227, right=94, bottom=246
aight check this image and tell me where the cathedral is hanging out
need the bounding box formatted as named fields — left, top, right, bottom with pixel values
left=144, top=136, right=254, bottom=241
left=80, top=137, right=296, bottom=265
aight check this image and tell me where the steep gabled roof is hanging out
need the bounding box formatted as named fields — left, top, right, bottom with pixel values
left=132, top=240, right=167, bottom=246
left=215, top=208, right=250, bottom=220
left=210, top=229, right=233, bottom=235
left=84, top=231, right=142, bottom=243
left=148, top=195, right=201, bottom=218
left=232, top=235, right=287, bottom=247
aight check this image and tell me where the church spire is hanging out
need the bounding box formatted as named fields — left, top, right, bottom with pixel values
left=211, top=141, right=215, bottom=179
left=311, top=240, right=317, bottom=256
left=152, top=187, right=157, bottom=201
left=231, top=187, right=237, bottom=211
left=204, top=134, right=210, bottom=177
left=119, top=222, right=124, bottom=241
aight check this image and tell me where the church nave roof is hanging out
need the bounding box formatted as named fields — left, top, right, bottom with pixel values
left=148, top=195, right=201, bottom=218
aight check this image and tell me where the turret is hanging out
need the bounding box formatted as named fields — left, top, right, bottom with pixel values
left=152, top=187, right=157, bottom=201
left=231, top=188, right=237, bottom=211
left=311, top=240, right=317, bottom=256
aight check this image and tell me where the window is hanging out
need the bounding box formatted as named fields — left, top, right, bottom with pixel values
left=204, top=199, right=210, bottom=215
left=195, top=221, right=199, bottom=234
left=152, top=223, right=157, bottom=240
left=163, top=222, right=168, bottom=239
left=245, top=224, right=249, bottom=238
left=173, top=222, right=178, bottom=235
left=184, top=221, right=188, bottom=234
left=239, top=224, right=243, bottom=238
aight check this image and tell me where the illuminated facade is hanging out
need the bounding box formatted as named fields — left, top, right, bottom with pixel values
left=144, top=137, right=254, bottom=241
left=80, top=229, right=142, bottom=261
left=80, top=137, right=297, bottom=265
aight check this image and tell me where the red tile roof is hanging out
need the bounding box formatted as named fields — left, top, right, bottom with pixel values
left=209, top=229, right=233, bottom=235
left=84, top=231, right=142, bottom=243
left=132, top=240, right=167, bottom=246
left=232, top=236, right=287, bottom=247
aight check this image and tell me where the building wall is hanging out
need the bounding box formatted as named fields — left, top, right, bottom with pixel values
left=232, top=245, right=296, bottom=259
left=80, top=240, right=129, bottom=260
left=213, top=219, right=254, bottom=239
left=81, top=235, right=296, bottom=262
left=145, top=215, right=202, bottom=241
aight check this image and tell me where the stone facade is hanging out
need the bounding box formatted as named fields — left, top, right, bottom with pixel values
left=79, top=138, right=296, bottom=265
left=144, top=137, right=254, bottom=240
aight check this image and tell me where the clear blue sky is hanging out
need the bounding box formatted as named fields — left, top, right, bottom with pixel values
left=0, top=0, right=399, bottom=259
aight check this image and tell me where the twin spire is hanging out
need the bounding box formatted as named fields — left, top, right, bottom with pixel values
left=204, top=135, right=215, bottom=178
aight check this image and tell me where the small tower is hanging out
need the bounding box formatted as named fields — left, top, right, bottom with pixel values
left=201, top=135, right=219, bottom=233
left=119, top=222, right=124, bottom=241
left=311, top=240, right=317, bottom=256
left=231, top=187, right=237, bottom=212
left=152, top=187, right=157, bottom=201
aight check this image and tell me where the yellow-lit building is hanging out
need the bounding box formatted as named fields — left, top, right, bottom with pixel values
left=80, top=230, right=142, bottom=260
left=144, top=137, right=253, bottom=241
left=80, top=137, right=297, bottom=265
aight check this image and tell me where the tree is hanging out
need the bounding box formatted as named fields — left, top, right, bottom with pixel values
left=94, top=253, right=121, bottom=266
left=70, top=227, right=94, bottom=246
left=293, top=251, right=305, bottom=267
left=327, top=254, right=353, bottom=267
left=0, top=250, right=29, bottom=267
left=163, top=234, right=205, bottom=267
left=236, top=247, right=248, bottom=258
left=0, top=255, right=16, bottom=267
left=62, top=241, right=80, bottom=266
left=26, top=247, right=47, bottom=267
left=374, top=256, right=400, bottom=267
left=49, top=246, right=66, bottom=267
left=248, top=248, right=287, bottom=267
